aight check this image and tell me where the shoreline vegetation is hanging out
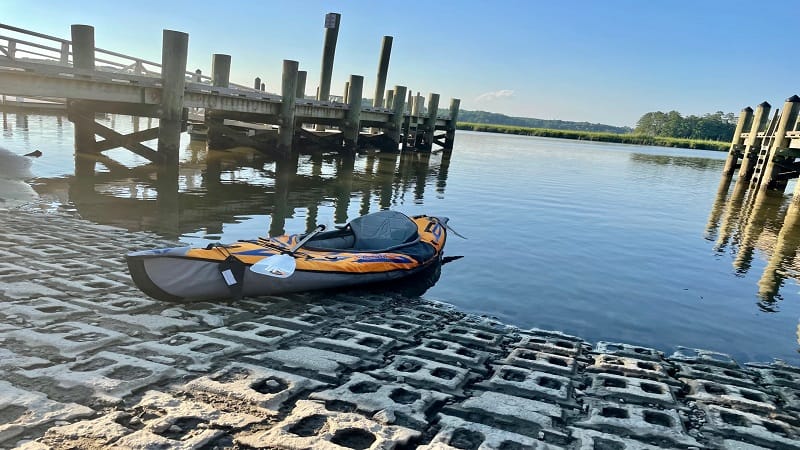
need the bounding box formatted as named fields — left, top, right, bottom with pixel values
left=456, top=122, right=729, bottom=151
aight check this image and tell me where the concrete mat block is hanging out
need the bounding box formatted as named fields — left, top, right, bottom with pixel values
left=417, top=414, right=561, bottom=449
left=261, top=346, right=362, bottom=382
left=685, top=379, right=777, bottom=414
left=514, top=331, right=587, bottom=358
left=207, top=320, right=298, bottom=346
left=311, top=327, right=397, bottom=358
left=675, top=361, right=759, bottom=388
left=573, top=399, right=699, bottom=448
left=120, top=332, right=252, bottom=371
left=568, top=426, right=665, bottom=449
left=235, top=399, right=419, bottom=449
left=353, top=317, right=423, bottom=340
left=310, top=372, right=449, bottom=428
left=19, top=351, right=181, bottom=404
left=402, top=338, right=491, bottom=369
left=595, top=341, right=664, bottom=361
left=476, top=365, right=574, bottom=406
left=587, top=354, right=676, bottom=384
left=700, top=404, right=800, bottom=449
left=184, top=363, right=327, bottom=414
left=6, top=321, right=130, bottom=358
left=370, top=355, right=471, bottom=393
left=502, top=347, right=578, bottom=377
left=584, top=372, right=676, bottom=407
left=0, top=380, right=93, bottom=446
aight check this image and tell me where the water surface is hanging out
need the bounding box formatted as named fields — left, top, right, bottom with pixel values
left=2, top=110, right=799, bottom=364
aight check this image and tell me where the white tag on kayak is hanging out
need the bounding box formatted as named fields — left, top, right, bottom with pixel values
left=221, top=269, right=237, bottom=286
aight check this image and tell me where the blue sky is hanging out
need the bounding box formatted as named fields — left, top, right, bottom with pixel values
left=3, top=0, right=798, bottom=127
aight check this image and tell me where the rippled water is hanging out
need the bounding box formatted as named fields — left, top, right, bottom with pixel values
left=3, top=109, right=799, bottom=363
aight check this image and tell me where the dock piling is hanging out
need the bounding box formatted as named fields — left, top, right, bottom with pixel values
left=212, top=54, right=231, bottom=88
left=388, top=85, right=407, bottom=150
left=758, top=95, right=800, bottom=190
left=278, top=60, right=299, bottom=155
left=423, top=93, right=440, bottom=152
left=2, top=13, right=461, bottom=163
left=737, top=102, right=771, bottom=182
left=70, top=25, right=95, bottom=72
left=296, top=71, right=307, bottom=99
left=69, top=25, right=96, bottom=166
left=386, top=89, right=394, bottom=109
left=156, top=30, right=189, bottom=167
left=722, top=107, right=754, bottom=177
left=373, top=36, right=393, bottom=108
left=343, top=75, right=363, bottom=151
left=317, top=12, right=341, bottom=103
left=444, top=98, right=460, bottom=150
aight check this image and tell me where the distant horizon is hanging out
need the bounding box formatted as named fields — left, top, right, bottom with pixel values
left=4, top=0, right=799, bottom=128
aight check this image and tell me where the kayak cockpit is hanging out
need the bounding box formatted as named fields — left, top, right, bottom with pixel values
left=302, top=210, right=422, bottom=252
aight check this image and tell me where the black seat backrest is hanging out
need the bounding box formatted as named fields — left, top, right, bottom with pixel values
left=349, top=210, right=419, bottom=251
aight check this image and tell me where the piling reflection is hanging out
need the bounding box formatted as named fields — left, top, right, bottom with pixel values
left=705, top=176, right=800, bottom=307
left=27, top=114, right=453, bottom=245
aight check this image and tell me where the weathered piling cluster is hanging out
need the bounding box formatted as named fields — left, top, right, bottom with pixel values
left=722, top=95, right=800, bottom=194
left=0, top=15, right=461, bottom=174
left=711, top=95, right=800, bottom=303
left=1, top=208, right=800, bottom=449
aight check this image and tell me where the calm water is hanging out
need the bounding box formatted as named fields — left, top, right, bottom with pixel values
left=3, top=110, right=800, bottom=364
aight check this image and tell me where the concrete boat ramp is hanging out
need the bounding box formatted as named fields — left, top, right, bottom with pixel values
left=0, top=207, right=799, bottom=449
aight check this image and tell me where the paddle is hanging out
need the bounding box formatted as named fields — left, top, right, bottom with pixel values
left=250, top=225, right=326, bottom=278
left=432, top=217, right=467, bottom=240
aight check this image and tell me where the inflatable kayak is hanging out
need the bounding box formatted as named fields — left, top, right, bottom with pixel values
left=127, top=210, right=449, bottom=301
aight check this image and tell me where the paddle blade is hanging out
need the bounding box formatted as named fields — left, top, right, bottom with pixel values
left=249, top=254, right=296, bottom=278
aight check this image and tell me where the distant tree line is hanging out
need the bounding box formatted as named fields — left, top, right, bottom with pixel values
left=457, top=110, right=633, bottom=134
left=633, top=111, right=737, bottom=142
left=456, top=123, right=728, bottom=151
left=452, top=108, right=738, bottom=150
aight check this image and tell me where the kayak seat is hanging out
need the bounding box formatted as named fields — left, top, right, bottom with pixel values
left=306, top=233, right=355, bottom=250
left=349, top=210, right=419, bottom=251
left=305, top=211, right=420, bottom=252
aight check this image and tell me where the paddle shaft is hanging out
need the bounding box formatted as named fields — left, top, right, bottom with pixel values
left=288, top=224, right=326, bottom=254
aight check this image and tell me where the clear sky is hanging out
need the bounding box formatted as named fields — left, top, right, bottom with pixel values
left=3, top=0, right=799, bottom=127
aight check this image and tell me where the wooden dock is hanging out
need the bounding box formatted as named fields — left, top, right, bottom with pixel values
left=0, top=14, right=461, bottom=173
left=721, top=95, right=800, bottom=193
left=712, top=94, right=800, bottom=304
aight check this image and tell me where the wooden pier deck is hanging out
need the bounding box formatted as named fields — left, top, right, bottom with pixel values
left=0, top=16, right=460, bottom=171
